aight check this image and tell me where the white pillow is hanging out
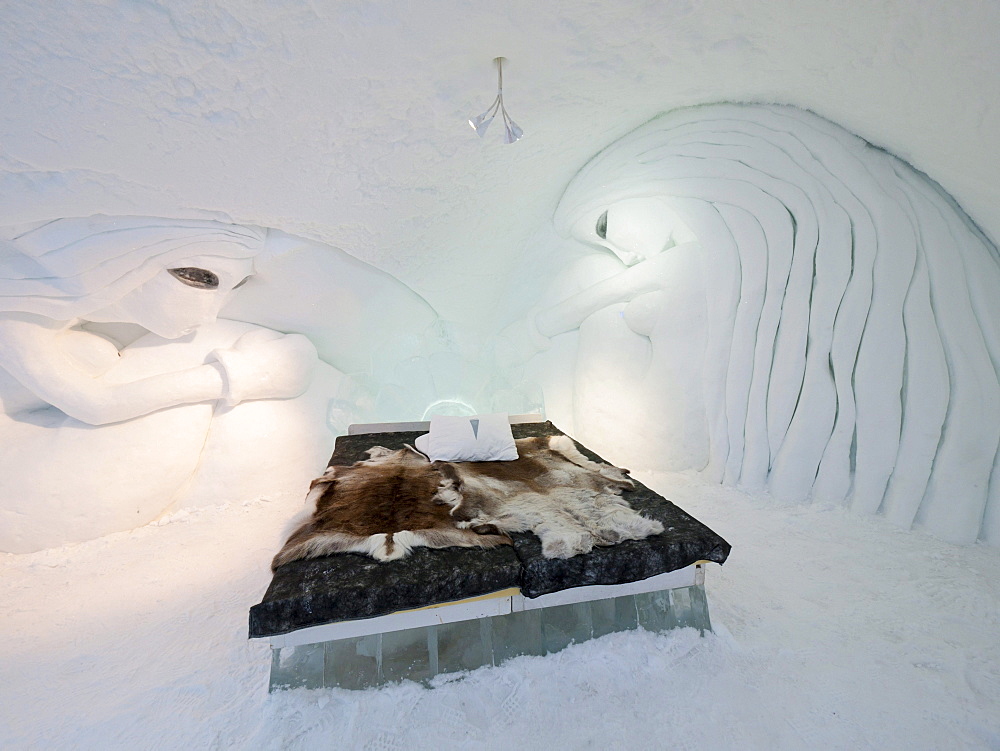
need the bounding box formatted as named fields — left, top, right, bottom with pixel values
left=414, top=413, right=519, bottom=462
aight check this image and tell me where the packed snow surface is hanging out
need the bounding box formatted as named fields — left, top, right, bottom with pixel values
left=3, top=1, right=1000, bottom=321
left=2, top=471, right=998, bottom=750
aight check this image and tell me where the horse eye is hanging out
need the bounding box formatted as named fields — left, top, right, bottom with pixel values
left=596, top=210, right=609, bottom=239
left=169, top=268, right=220, bottom=289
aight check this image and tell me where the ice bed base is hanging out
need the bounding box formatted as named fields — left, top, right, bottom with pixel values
left=256, top=417, right=729, bottom=691
left=267, top=563, right=712, bottom=691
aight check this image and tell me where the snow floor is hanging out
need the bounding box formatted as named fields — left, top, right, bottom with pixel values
left=2, top=470, right=999, bottom=750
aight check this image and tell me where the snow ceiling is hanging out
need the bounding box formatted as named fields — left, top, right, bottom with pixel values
left=3, top=0, right=999, bottom=323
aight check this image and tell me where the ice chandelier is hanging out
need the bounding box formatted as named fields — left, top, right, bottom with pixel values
left=469, top=57, right=523, bottom=144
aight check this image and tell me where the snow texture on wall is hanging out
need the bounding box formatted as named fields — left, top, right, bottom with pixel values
left=1, top=1, right=999, bottom=553
left=2, top=1, right=999, bottom=327
left=525, top=103, right=1000, bottom=546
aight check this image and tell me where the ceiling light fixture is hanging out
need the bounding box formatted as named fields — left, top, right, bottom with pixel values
left=469, top=57, right=523, bottom=144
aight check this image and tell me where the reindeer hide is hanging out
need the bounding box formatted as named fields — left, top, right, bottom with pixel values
left=437, top=435, right=664, bottom=559
left=271, top=445, right=511, bottom=570
left=272, top=436, right=663, bottom=569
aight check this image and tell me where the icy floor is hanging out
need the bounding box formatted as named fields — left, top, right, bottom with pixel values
left=2, top=471, right=999, bottom=750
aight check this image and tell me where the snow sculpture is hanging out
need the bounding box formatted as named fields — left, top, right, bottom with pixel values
left=0, top=216, right=435, bottom=553
left=524, top=103, right=1000, bottom=546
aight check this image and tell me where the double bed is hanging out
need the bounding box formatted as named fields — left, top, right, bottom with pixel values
left=250, top=416, right=731, bottom=690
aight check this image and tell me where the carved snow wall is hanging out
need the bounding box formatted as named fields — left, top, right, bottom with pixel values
left=530, top=103, right=1000, bottom=546
left=0, top=217, right=438, bottom=553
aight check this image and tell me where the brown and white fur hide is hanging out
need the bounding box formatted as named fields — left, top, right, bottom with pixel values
left=437, top=435, right=664, bottom=559
left=272, top=435, right=664, bottom=569
left=271, top=445, right=511, bottom=570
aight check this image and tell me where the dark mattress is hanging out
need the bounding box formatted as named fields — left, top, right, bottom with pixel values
left=249, top=421, right=731, bottom=638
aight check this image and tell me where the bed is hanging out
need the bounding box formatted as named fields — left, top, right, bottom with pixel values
left=249, top=416, right=731, bottom=690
